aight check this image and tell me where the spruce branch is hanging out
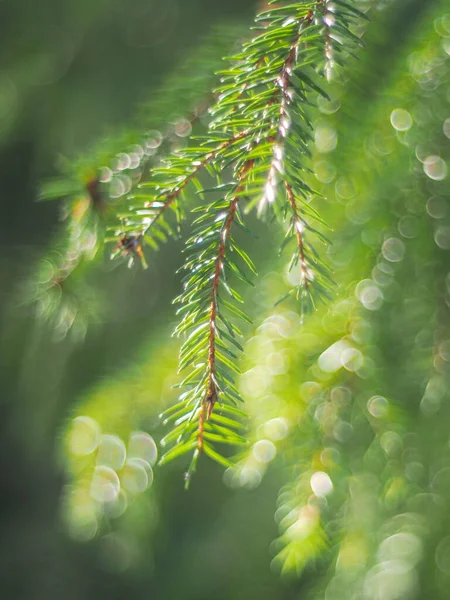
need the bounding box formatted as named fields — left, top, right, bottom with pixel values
left=158, top=0, right=366, bottom=478
left=160, top=161, right=255, bottom=487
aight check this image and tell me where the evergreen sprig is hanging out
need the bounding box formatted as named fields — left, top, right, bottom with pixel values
left=157, top=0, right=366, bottom=479
left=160, top=161, right=256, bottom=486
left=118, top=1, right=364, bottom=278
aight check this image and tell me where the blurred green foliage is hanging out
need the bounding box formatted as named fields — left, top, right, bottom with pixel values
left=1, top=0, right=450, bottom=599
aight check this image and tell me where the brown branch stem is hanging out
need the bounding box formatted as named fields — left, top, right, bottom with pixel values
left=260, top=10, right=315, bottom=210
left=197, top=159, right=253, bottom=451
left=145, top=129, right=251, bottom=230
left=285, top=181, right=309, bottom=289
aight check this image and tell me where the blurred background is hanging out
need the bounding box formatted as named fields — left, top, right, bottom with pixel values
left=1, top=0, right=450, bottom=599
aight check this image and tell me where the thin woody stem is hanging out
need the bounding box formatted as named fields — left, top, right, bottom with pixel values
left=197, top=402, right=207, bottom=452
left=285, top=181, right=309, bottom=289
left=197, top=160, right=253, bottom=451
left=318, top=1, right=333, bottom=79
left=260, top=10, right=315, bottom=210
left=197, top=195, right=239, bottom=450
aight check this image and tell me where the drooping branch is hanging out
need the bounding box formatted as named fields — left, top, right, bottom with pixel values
left=158, top=1, right=366, bottom=478
left=160, top=169, right=255, bottom=482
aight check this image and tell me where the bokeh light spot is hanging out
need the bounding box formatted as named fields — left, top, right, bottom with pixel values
left=128, top=431, right=158, bottom=466
left=443, top=118, right=450, bottom=139
left=356, top=279, right=384, bottom=311
left=390, top=108, right=413, bottom=131
left=97, top=434, right=127, bottom=471
left=90, top=466, right=120, bottom=503
left=314, top=160, right=336, bottom=183
left=382, top=238, right=405, bottom=262
left=367, top=395, right=389, bottom=418
left=264, top=418, right=289, bottom=441
left=380, top=431, right=402, bottom=457
left=377, top=533, right=423, bottom=567
left=398, top=215, right=418, bottom=238
left=341, top=347, right=363, bottom=372
left=103, top=489, right=128, bottom=519
left=364, top=560, right=418, bottom=600
left=335, top=177, right=356, bottom=200
left=310, top=471, right=333, bottom=496
left=434, top=226, right=450, bottom=250
left=174, top=118, right=192, bottom=137
left=423, top=155, right=447, bottom=181
left=252, top=440, right=277, bottom=463
left=315, top=125, right=338, bottom=153
left=318, top=340, right=350, bottom=373
left=427, top=196, right=447, bottom=219
left=121, top=459, right=152, bottom=494
left=432, top=467, right=450, bottom=496
left=69, top=416, right=100, bottom=456
left=317, top=95, right=341, bottom=115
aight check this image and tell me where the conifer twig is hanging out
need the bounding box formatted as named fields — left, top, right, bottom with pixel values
left=159, top=0, right=365, bottom=479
